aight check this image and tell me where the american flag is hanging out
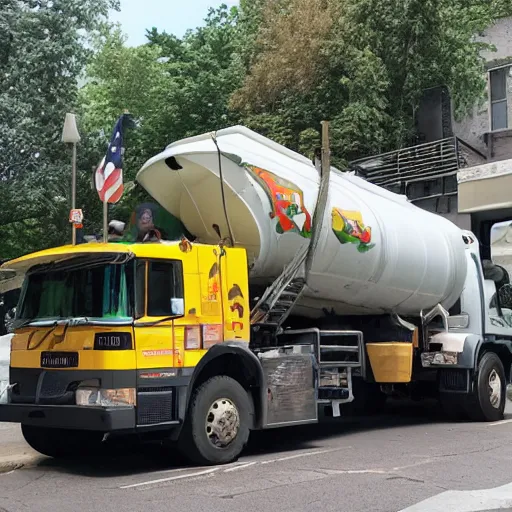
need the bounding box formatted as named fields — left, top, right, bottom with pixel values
left=95, top=114, right=131, bottom=204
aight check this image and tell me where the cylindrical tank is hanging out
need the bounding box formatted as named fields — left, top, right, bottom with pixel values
left=137, top=126, right=468, bottom=317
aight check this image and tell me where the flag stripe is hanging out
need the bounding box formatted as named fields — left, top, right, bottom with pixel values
left=93, top=114, right=130, bottom=205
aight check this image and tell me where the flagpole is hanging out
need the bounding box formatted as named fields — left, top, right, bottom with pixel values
left=103, top=200, right=108, bottom=243
left=96, top=111, right=132, bottom=244
left=71, top=142, right=77, bottom=245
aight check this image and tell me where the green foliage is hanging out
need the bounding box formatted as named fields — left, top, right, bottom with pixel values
left=0, top=0, right=118, bottom=259
left=234, top=0, right=512, bottom=159
left=3, top=0, right=512, bottom=259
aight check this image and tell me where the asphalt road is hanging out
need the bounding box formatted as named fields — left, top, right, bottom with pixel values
left=1, top=401, right=512, bottom=512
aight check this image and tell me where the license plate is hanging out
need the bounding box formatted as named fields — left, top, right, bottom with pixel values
left=94, top=332, right=132, bottom=350
left=41, top=351, right=79, bottom=369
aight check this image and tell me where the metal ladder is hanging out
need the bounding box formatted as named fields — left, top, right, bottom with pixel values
left=250, top=245, right=308, bottom=326
left=250, top=122, right=332, bottom=328
left=316, top=330, right=363, bottom=416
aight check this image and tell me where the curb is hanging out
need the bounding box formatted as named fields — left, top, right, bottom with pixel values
left=0, top=453, right=43, bottom=474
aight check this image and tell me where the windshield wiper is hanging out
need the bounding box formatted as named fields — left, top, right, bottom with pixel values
left=12, top=318, right=35, bottom=330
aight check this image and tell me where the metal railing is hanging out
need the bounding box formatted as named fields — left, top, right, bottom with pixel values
left=349, top=137, right=487, bottom=203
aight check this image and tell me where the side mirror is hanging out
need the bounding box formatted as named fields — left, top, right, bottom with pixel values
left=491, top=221, right=512, bottom=278
left=5, top=307, right=16, bottom=334
left=170, top=298, right=184, bottom=316
left=499, top=284, right=512, bottom=310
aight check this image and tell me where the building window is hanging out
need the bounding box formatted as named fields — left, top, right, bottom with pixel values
left=490, top=67, right=508, bottom=131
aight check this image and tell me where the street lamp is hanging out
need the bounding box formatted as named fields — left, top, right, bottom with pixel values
left=61, top=113, right=81, bottom=245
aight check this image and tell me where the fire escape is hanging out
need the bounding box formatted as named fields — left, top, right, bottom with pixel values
left=348, top=138, right=487, bottom=216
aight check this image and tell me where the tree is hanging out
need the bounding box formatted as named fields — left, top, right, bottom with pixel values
left=80, top=4, right=247, bottom=222
left=232, top=0, right=512, bottom=163
left=0, top=0, right=118, bottom=259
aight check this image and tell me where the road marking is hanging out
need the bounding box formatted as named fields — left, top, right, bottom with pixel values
left=224, top=462, right=257, bottom=473
left=487, top=418, right=512, bottom=426
left=260, top=448, right=341, bottom=465
left=120, top=468, right=219, bottom=489
left=147, top=466, right=205, bottom=476
left=398, top=481, right=512, bottom=512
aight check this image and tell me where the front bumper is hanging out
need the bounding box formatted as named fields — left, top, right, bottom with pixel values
left=0, top=403, right=136, bottom=431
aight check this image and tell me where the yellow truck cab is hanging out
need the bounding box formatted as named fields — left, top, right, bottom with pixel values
left=0, top=240, right=259, bottom=464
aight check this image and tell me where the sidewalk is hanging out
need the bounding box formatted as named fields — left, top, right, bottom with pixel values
left=0, top=423, right=43, bottom=473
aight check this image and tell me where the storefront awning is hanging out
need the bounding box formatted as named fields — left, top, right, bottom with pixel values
left=458, top=159, right=512, bottom=213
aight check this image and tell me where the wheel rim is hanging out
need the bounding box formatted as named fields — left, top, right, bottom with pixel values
left=205, top=398, right=240, bottom=448
left=488, top=369, right=502, bottom=409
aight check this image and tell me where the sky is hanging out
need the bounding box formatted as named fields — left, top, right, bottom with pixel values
left=110, top=0, right=240, bottom=47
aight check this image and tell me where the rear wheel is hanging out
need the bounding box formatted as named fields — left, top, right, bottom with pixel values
left=465, top=352, right=506, bottom=422
left=179, top=376, right=251, bottom=465
left=21, top=425, right=104, bottom=458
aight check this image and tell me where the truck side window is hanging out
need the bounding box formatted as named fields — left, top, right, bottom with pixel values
left=147, top=261, right=184, bottom=317
left=135, top=261, right=146, bottom=319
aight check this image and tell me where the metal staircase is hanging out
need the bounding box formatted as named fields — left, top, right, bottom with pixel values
left=276, top=328, right=363, bottom=418
left=250, top=245, right=308, bottom=326
left=316, top=330, right=363, bottom=410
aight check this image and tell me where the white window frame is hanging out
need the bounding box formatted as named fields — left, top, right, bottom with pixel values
left=488, top=64, right=510, bottom=132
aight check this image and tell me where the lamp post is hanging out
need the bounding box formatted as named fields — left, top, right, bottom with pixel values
left=61, top=113, right=81, bottom=245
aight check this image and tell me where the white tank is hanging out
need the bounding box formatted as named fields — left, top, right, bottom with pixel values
left=137, top=126, right=467, bottom=317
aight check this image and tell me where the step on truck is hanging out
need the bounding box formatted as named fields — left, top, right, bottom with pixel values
left=0, top=124, right=511, bottom=465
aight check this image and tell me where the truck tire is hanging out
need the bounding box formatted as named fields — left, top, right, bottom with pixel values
left=179, top=376, right=251, bottom=466
left=465, top=352, right=506, bottom=422
left=21, top=425, right=104, bottom=459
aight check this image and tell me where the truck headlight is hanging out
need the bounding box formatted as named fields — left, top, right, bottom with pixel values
left=76, top=387, right=136, bottom=407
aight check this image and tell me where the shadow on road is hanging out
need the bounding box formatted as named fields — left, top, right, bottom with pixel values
left=31, top=399, right=450, bottom=478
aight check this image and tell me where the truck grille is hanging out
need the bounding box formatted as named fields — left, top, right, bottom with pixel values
left=137, top=387, right=174, bottom=425
left=440, top=369, right=468, bottom=391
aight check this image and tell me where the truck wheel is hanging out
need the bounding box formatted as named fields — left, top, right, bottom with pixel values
left=21, top=425, right=104, bottom=458
left=466, top=352, right=506, bottom=422
left=179, top=376, right=251, bottom=466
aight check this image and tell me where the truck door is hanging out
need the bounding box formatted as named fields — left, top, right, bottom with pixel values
left=134, top=259, right=181, bottom=371
left=219, top=248, right=250, bottom=342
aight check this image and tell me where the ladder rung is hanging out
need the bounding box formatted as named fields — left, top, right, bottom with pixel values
left=320, top=346, right=359, bottom=352
left=319, top=361, right=361, bottom=368
left=318, top=387, right=350, bottom=400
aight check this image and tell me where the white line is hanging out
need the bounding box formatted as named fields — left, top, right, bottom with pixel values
left=0, top=470, right=16, bottom=477
left=224, top=461, right=257, bottom=473
left=487, top=418, right=512, bottom=426
left=261, top=448, right=339, bottom=464
left=150, top=466, right=207, bottom=476
left=120, top=468, right=219, bottom=489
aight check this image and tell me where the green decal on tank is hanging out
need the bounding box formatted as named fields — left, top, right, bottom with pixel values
left=331, top=207, right=375, bottom=253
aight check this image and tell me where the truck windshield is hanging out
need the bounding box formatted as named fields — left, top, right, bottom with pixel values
left=18, top=261, right=133, bottom=323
